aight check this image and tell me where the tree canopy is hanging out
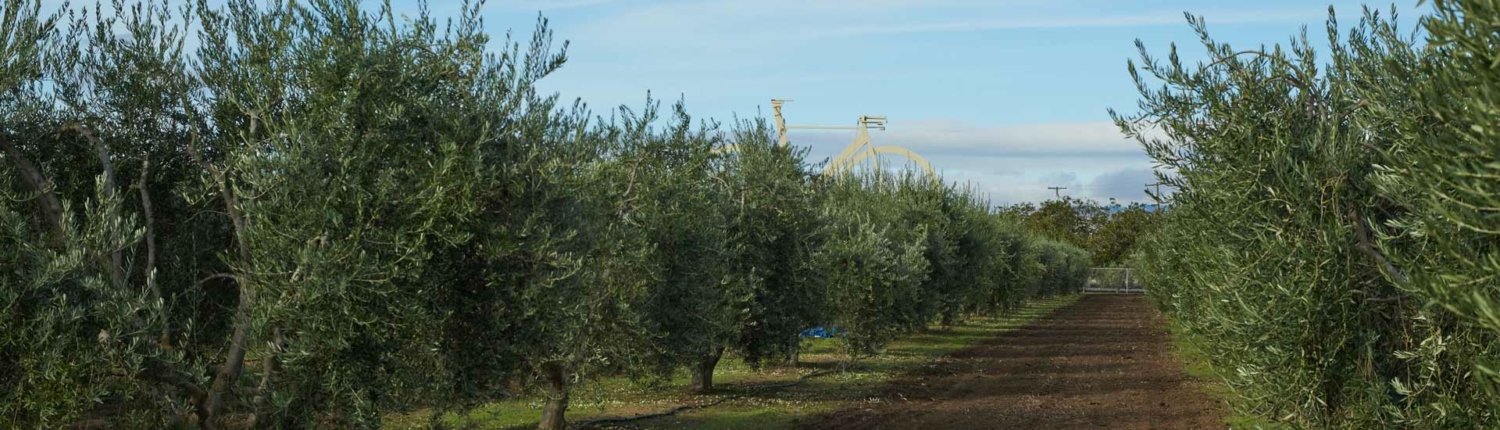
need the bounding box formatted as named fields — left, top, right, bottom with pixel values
left=0, top=1, right=1091, bottom=429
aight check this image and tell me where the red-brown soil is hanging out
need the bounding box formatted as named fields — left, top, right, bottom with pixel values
left=798, top=294, right=1226, bottom=430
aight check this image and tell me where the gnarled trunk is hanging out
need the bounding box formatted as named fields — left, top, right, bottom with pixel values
left=538, top=363, right=569, bottom=430
left=689, top=347, right=724, bottom=393
left=248, top=328, right=283, bottom=428
left=188, top=132, right=256, bottom=430
left=1, top=136, right=66, bottom=248
left=204, top=304, right=249, bottom=430
left=75, top=124, right=128, bottom=288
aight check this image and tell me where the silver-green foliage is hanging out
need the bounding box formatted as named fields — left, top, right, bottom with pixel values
left=1120, top=4, right=1500, bottom=428
left=719, top=119, right=827, bottom=367
left=819, top=171, right=933, bottom=355
left=1, top=0, right=1092, bottom=428
left=817, top=168, right=1090, bottom=357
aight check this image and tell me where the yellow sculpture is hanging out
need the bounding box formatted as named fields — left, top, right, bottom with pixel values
left=835, top=145, right=935, bottom=177
left=715, top=99, right=936, bottom=178
left=714, top=99, right=936, bottom=178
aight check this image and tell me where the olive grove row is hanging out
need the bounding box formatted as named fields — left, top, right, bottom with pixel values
left=0, top=1, right=1090, bottom=428
left=1125, top=2, right=1500, bottom=428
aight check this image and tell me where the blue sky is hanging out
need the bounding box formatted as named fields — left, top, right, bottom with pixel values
left=43, top=0, right=1425, bottom=204
left=451, top=0, right=1425, bottom=204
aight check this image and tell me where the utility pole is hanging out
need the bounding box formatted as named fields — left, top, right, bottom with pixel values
left=1047, top=186, right=1067, bottom=199
left=1146, top=181, right=1170, bottom=199
left=1146, top=180, right=1170, bottom=212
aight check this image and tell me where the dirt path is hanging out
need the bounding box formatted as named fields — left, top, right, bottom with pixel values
left=799, top=294, right=1225, bottom=430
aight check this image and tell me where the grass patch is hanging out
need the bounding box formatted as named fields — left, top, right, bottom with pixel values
left=385, top=295, right=1079, bottom=430
left=1163, top=318, right=1286, bottom=430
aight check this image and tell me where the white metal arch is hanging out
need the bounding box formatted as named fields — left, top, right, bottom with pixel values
left=825, top=145, right=936, bottom=178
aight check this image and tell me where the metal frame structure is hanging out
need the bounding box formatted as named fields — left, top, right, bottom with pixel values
left=717, top=99, right=935, bottom=178
left=1083, top=268, right=1145, bottom=294
left=837, top=145, right=935, bottom=177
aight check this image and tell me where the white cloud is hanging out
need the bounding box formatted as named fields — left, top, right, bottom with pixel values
left=812, top=8, right=1315, bottom=38
left=790, top=120, right=1157, bottom=158
left=506, top=0, right=625, bottom=11
left=783, top=120, right=1164, bottom=204
left=557, top=1, right=1326, bottom=54
left=896, top=120, right=1147, bottom=155
left=957, top=162, right=1162, bottom=205
left=1083, top=167, right=1161, bottom=203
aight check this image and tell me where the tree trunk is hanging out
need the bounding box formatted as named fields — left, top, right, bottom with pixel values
left=137, top=155, right=169, bottom=347
left=204, top=303, right=249, bottom=429
left=188, top=131, right=256, bottom=430
left=248, top=328, right=283, bottom=428
left=689, top=347, right=724, bottom=393
left=786, top=335, right=800, bottom=366
left=538, top=363, right=569, bottom=430
left=0, top=136, right=66, bottom=248
left=77, top=125, right=128, bottom=288
left=141, top=364, right=212, bottom=429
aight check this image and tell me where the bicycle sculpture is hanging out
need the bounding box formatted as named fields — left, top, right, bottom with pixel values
left=718, top=99, right=936, bottom=178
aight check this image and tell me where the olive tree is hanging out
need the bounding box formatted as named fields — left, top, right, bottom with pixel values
left=1120, top=6, right=1500, bottom=427
left=817, top=170, right=930, bottom=356
left=719, top=119, right=826, bottom=367
left=2, top=2, right=211, bottom=427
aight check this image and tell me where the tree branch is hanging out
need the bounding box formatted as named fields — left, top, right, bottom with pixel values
left=0, top=133, right=67, bottom=248
left=184, top=130, right=251, bottom=263
left=138, top=154, right=159, bottom=298
left=63, top=123, right=129, bottom=287
left=248, top=328, right=283, bottom=428
left=182, top=102, right=255, bottom=430
left=1206, top=50, right=1315, bottom=92
left=139, top=366, right=212, bottom=428
left=1347, top=205, right=1408, bottom=285
left=137, top=154, right=170, bottom=348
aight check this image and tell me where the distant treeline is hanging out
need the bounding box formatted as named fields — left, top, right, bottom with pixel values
left=999, top=198, right=1162, bottom=267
